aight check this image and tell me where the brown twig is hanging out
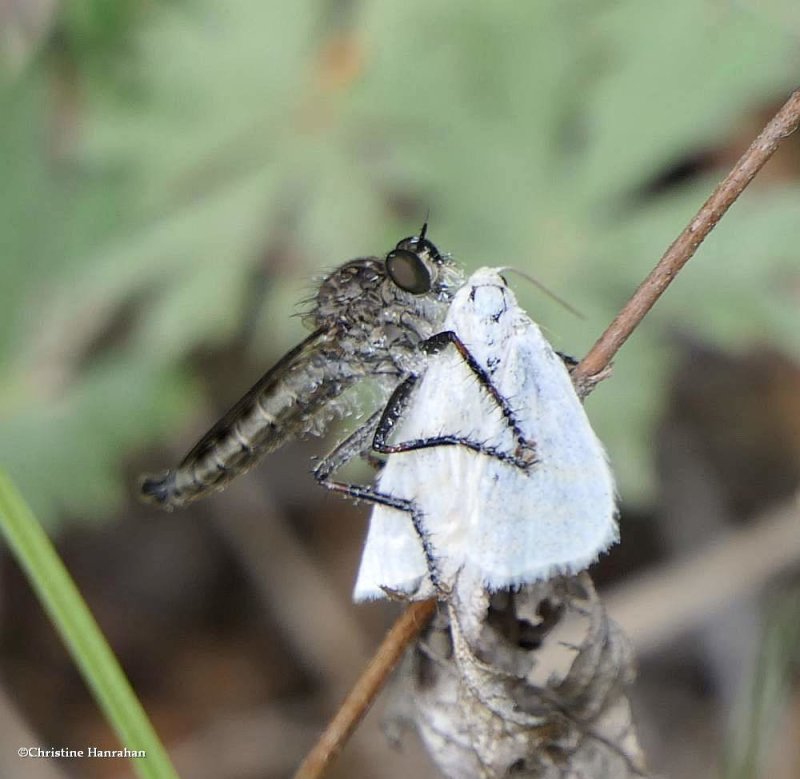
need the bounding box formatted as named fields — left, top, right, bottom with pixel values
left=292, top=599, right=437, bottom=779
left=575, top=88, right=800, bottom=382
left=293, top=87, right=800, bottom=779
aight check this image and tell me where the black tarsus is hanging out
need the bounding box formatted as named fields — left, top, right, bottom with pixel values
left=556, top=351, right=579, bottom=368
left=417, top=330, right=537, bottom=467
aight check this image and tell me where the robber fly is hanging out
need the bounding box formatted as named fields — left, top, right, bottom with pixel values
left=139, top=224, right=465, bottom=510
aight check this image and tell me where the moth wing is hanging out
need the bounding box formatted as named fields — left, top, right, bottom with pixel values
left=352, top=501, right=430, bottom=601
left=463, top=325, right=618, bottom=588
left=352, top=370, right=437, bottom=601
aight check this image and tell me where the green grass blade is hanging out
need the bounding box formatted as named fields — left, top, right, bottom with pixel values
left=0, top=470, right=179, bottom=779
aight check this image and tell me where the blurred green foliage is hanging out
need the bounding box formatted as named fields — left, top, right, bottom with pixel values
left=725, top=587, right=800, bottom=779
left=1, top=0, right=799, bottom=521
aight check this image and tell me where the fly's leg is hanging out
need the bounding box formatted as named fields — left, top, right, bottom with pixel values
left=313, top=330, right=539, bottom=595
left=318, top=479, right=441, bottom=593
left=556, top=351, right=579, bottom=368
left=312, top=408, right=385, bottom=479
left=313, top=400, right=443, bottom=592
left=373, top=331, right=537, bottom=469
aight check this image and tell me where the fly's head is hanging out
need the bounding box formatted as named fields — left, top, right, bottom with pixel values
left=385, top=222, right=462, bottom=300
left=308, top=225, right=464, bottom=371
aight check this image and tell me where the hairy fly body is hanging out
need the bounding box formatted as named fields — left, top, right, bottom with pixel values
left=139, top=226, right=464, bottom=510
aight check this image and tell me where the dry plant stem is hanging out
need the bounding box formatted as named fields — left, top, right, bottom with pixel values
left=576, top=87, right=800, bottom=382
left=293, top=599, right=437, bottom=779
left=293, top=86, right=800, bottom=779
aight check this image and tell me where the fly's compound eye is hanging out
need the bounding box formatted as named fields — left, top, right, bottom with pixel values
left=386, top=249, right=432, bottom=294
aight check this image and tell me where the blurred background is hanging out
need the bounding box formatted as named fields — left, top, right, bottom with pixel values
left=1, top=1, right=800, bottom=777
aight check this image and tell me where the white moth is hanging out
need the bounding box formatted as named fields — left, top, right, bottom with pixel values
left=354, top=267, right=618, bottom=601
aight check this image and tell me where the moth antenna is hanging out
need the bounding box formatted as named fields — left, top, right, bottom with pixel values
left=497, top=266, right=585, bottom=320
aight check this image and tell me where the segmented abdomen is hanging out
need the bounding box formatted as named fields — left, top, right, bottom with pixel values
left=140, top=329, right=351, bottom=510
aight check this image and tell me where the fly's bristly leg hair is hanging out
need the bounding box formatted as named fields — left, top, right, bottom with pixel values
left=373, top=330, right=537, bottom=469
left=555, top=351, right=580, bottom=368
left=311, top=408, right=385, bottom=483
left=312, top=403, right=443, bottom=592
left=314, top=475, right=442, bottom=593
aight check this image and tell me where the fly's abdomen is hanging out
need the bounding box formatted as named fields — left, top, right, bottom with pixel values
left=140, top=373, right=351, bottom=510
left=140, top=329, right=352, bottom=510
left=140, top=398, right=279, bottom=510
left=140, top=432, right=267, bottom=513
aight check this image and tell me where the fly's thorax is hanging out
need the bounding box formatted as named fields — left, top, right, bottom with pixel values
left=307, top=239, right=464, bottom=374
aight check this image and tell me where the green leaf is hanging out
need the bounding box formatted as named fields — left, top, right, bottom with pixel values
left=0, top=472, right=179, bottom=779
